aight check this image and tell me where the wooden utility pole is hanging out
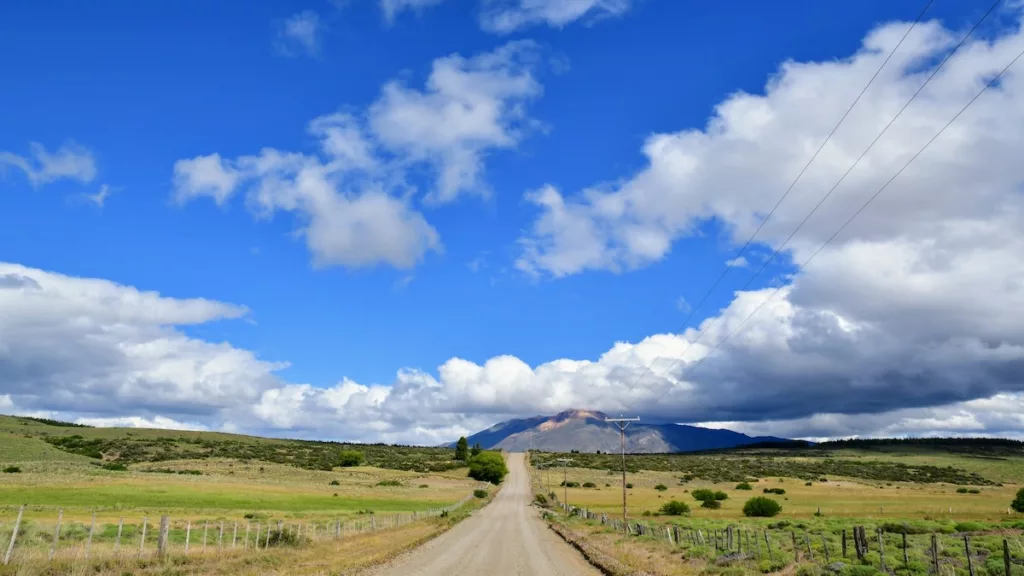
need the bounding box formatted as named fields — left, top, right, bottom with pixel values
left=556, top=458, right=573, bottom=509
left=606, top=416, right=639, bottom=532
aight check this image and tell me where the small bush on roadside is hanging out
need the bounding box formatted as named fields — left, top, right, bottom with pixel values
left=743, top=497, right=782, bottom=517
left=1011, top=488, right=1024, bottom=513
left=700, top=499, right=721, bottom=509
left=655, top=484, right=668, bottom=491
left=2, top=466, right=21, bottom=473
left=473, top=489, right=489, bottom=499
left=467, top=451, right=508, bottom=484
left=736, top=482, right=753, bottom=490
left=534, top=493, right=548, bottom=506
left=660, top=500, right=690, bottom=515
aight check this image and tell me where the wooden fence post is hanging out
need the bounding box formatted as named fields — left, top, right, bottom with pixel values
left=158, top=516, right=170, bottom=559
left=805, top=534, right=814, bottom=562
left=764, top=531, right=774, bottom=560
left=48, top=509, right=63, bottom=562
left=138, top=517, right=148, bottom=558
left=878, top=529, right=886, bottom=572
left=842, top=529, right=847, bottom=558
left=931, top=534, right=940, bottom=575
left=185, top=521, right=191, bottom=554
left=822, top=534, right=830, bottom=563
left=232, top=522, right=238, bottom=548
left=115, top=517, right=124, bottom=552
left=903, top=533, right=909, bottom=565
left=219, top=521, right=224, bottom=550
left=85, top=513, right=96, bottom=559
left=265, top=522, right=271, bottom=548
left=1003, top=539, right=1011, bottom=576
left=2, top=505, right=23, bottom=566
left=792, top=531, right=799, bottom=562
left=203, top=520, right=208, bottom=552
left=965, top=535, right=975, bottom=576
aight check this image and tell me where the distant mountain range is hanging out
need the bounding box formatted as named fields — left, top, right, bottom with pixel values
left=456, top=409, right=789, bottom=453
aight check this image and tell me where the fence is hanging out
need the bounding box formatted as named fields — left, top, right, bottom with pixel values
left=556, top=504, right=1023, bottom=576
left=1, top=494, right=474, bottom=568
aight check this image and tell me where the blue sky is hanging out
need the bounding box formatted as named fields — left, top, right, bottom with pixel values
left=2, top=0, right=1024, bottom=443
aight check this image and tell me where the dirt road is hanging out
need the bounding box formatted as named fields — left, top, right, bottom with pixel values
left=365, top=452, right=600, bottom=576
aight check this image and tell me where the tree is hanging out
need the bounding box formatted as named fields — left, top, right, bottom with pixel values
left=338, top=450, right=364, bottom=467
left=470, top=442, right=483, bottom=457
left=455, top=437, right=469, bottom=461
left=743, top=497, right=783, bottom=517
left=1012, top=488, right=1024, bottom=513
left=468, top=451, right=508, bottom=484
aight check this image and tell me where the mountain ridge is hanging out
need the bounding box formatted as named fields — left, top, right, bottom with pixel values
left=456, top=409, right=787, bottom=453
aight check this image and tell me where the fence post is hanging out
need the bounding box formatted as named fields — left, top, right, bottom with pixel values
left=203, top=520, right=208, bottom=552
left=903, top=533, right=909, bottom=565
left=85, top=513, right=96, bottom=559
left=931, top=534, right=940, bottom=575
left=138, top=517, right=148, bottom=558
left=185, top=521, right=191, bottom=554
left=792, top=531, right=799, bottom=562
left=219, top=521, right=224, bottom=550
left=115, top=517, right=124, bottom=552
left=755, top=531, right=762, bottom=559
left=2, top=505, right=23, bottom=566
left=822, top=534, right=830, bottom=563
left=842, top=529, right=847, bottom=558
left=254, top=522, right=260, bottom=551
left=158, top=516, right=170, bottom=559
left=805, top=534, right=814, bottom=562
left=878, top=529, right=886, bottom=572
left=48, top=509, right=63, bottom=562
left=965, top=535, right=975, bottom=576
left=233, top=522, right=238, bottom=548
left=265, top=522, right=271, bottom=548
left=1004, top=539, right=1011, bottom=576
left=764, top=531, right=773, bottom=560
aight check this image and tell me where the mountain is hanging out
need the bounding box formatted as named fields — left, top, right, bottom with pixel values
left=458, top=410, right=788, bottom=453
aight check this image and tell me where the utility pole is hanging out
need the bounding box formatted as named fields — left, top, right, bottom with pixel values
left=607, top=416, right=639, bottom=531
left=556, top=457, right=573, bottom=509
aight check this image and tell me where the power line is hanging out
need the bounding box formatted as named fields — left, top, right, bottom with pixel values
left=605, top=416, right=639, bottom=531
left=643, top=39, right=1024, bottom=411
left=622, top=0, right=1002, bottom=411
left=618, top=0, right=938, bottom=402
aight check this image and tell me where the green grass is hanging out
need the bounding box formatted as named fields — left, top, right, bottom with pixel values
left=0, top=434, right=94, bottom=463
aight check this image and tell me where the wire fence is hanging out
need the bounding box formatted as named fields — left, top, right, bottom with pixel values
left=0, top=494, right=475, bottom=568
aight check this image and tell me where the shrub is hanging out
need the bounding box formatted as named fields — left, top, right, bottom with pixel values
left=796, top=564, right=823, bottom=576
left=953, top=521, right=989, bottom=532
left=659, top=500, right=690, bottom=516
left=534, top=493, right=548, bottom=506
left=763, top=488, right=786, bottom=495
left=2, top=466, right=21, bottom=474
left=473, top=489, right=489, bottom=499
left=692, top=488, right=714, bottom=501
left=743, top=497, right=782, bottom=517
left=759, top=559, right=787, bottom=573
left=736, top=482, right=753, bottom=490
left=1013, top=488, right=1024, bottom=513
left=560, top=481, right=580, bottom=488
left=805, top=482, right=813, bottom=486
left=654, top=484, right=668, bottom=491
left=101, top=462, right=128, bottom=471
left=582, top=482, right=596, bottom=488
left=956, top=487, right=970, bottom=494
left=841, top=565, right=884, bottom=576
left=626, top=483, right=633, bottom=489
left=376, top=479, right=402, bottom=487
left=467, top=451, right=508, bottom=484
left=329, top=479, right=340, bottom=486
left=419, top=484, right=429, bottom=488
left=700, top=499, right=721, bottom=509
left=243, top=512, right=256, bottom=519
left=338, top=450, right=365, bottom=467
left=721, top=568, right=746, bottom=576
left=713, top=490, right=728, bottom=501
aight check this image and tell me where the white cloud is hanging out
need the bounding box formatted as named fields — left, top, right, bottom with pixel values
left=84, top=184, right=112, bottom=207
left=275, top=10, right=323, bottom=58
left=380, top=0, right=446, bottom=22
left=75, top=415, right=209, bottom=431
left=725, top=256, right=748, bottom=268
left=174, top=42, right=541, bottom=268
left=480, top=0, right=631, bottom=33
left=0, top=141, right=97, bottom=187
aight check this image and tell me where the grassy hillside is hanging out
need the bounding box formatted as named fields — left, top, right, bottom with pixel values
left=0, top=414, right=462, bottom=472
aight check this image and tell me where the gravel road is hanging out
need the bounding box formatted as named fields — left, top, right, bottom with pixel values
left=364, top=452, right=601, bottom=576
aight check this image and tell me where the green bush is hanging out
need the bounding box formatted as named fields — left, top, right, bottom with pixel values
left=329, top=479, right=340, bottom=486
left=736, top=482, right=753, bottom=490
left=626, top=483, right=633, bottom=489
left=692, top=488, right=715, bottom=501
left=659, top=500, right=690, bottom=515
left=700, top=499, right=721, bottom=509
left=654, top=484, right=668, bottom=491
left=742, top=497, right=782, bottom=517
left=763, top=488, right=786, bottom=495
left=101, top=462, right=128, bottom=471
left=953, top=521, right=988, bottom=532
left=338, top=450, right=365, bottom=467
left=2, top=466, right=21, bottom=474
left=1012, top=487, right=1024, bottom=513
left=419, top=484, right=429, bottom=488
left=796, top=564, right=823, bottom=576
left=467, top=451, right=508, bottom=484
left=841, top=565, right=884, bottom=576
left=534, top=493, right=548, bottom=506
left=759, top=559, right=787, bottom=573
left=376, top=479, right=402, bottom=487
left=720, top=568, right=746, bottom=576
left=713, top=490, right=728, bottom=501
left=473, top=489, right=489, bottom=499
left=582, top=482, right=596, bottom=488
left=560, top=481, right=580, bottom=488
left=956, top=487, right=969, bottom=493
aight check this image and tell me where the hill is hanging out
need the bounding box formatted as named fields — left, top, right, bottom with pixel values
left=459, top=409, right=788, bottom=453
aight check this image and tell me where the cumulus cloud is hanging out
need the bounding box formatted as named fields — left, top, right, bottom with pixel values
left=275, top=10, right=323, bottom=58
left=0, top=141, right=96, bottom=187
left=174, top=42, right=541, bottom=269
left=380, top=0, right=446, bottom=22
left=480, top=0, right=632, bottom=33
